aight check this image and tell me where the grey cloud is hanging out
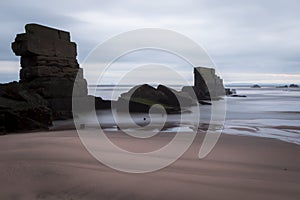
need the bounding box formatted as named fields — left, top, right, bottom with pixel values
left=0, top=0, right=299, bottom=83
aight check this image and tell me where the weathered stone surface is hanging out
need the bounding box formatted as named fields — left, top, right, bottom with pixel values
left=121, top=84, right=168, bottom=104
left=9, top=23, right=89, bottom=122
left=0, top=82, right=52, bottom=133
left=20, top=66, right=83, bottom=80
left=194, top=67, right=225, bottom=99
left=47, top=96, right=112, bottom=120
left=25, top=77, right=87, bottom=98
left=13, top=24, right=83, bottom=85
left=0, top=82, right=48, bottom=106
left=12, top=24, right=77, bottom=58
left=182, top=67, right=225, bottom=100
left=2, top=106, right=52, bottom=133
left=21, top=55, right=79, bottom=68
left=157, top=85, right=197, bottom=107
left=118, top=84, right=196, bottom=113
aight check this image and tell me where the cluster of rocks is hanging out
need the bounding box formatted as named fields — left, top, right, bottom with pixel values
left=277, top=84, right=299, bottom=88
left=225, top=88, right=246, bottom=97
left=225, top=88, right=236, bottom=96
left=11, top=23, right=88, bottom=120
left=289, top=84, right=299, bottom=88
left=0, top=23, right=227, bottom=133
left=116, top=66, right=227, bottom=114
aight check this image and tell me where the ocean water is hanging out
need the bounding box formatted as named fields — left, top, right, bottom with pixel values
left=77, top=86, right=300, bottom=145
left=223, top=87, right=300, bottom=145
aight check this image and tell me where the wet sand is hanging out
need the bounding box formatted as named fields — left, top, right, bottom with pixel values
left=0, top=130, right=299, bottom=200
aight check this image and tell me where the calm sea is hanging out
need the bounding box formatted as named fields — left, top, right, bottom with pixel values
left=70, top=86, right=300, bottom=145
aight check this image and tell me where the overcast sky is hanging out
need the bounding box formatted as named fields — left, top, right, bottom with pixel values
left=0, top=0, right=300, bottom=84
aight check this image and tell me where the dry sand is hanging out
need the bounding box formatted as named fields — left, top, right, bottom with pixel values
left=0, top=130, right=299, bottom=200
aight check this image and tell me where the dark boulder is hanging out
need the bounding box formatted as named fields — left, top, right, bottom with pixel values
left=121, top=84, right=168, bottom=103
left=0, top=82, right=52, bottom=133
left=251, top=84, right=261, bottom=88
left=117, top=84, right=197, bottom=114
left=225, top=88, right=233, bottom=96
left=289, top=84, right=299, bottom=88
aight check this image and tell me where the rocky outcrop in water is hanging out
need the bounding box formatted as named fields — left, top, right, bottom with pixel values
left=289, top=84, right=299, bottom=88
left=182, top=67, right=225, bottom=100
left=251, top=84, right=261, bottom=88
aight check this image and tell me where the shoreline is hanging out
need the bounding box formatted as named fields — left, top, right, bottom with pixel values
left=1, top=129, right=299, bottom=199
left=49, top=118, right=300, bottom=146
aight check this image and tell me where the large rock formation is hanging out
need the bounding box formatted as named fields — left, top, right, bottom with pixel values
left=117, top=84, right=198, bottom=113
left=182, top=67, right=225, bottom=100
left=11, top=23, right=88, bottom=119
left=0, top=23, right=92, bottom=133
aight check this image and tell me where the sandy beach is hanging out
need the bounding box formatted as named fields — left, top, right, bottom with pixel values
left=0, top=130, right=299, bottom=200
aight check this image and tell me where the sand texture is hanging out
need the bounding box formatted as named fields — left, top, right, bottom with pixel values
left=0, top=130, right=300, bottom=200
